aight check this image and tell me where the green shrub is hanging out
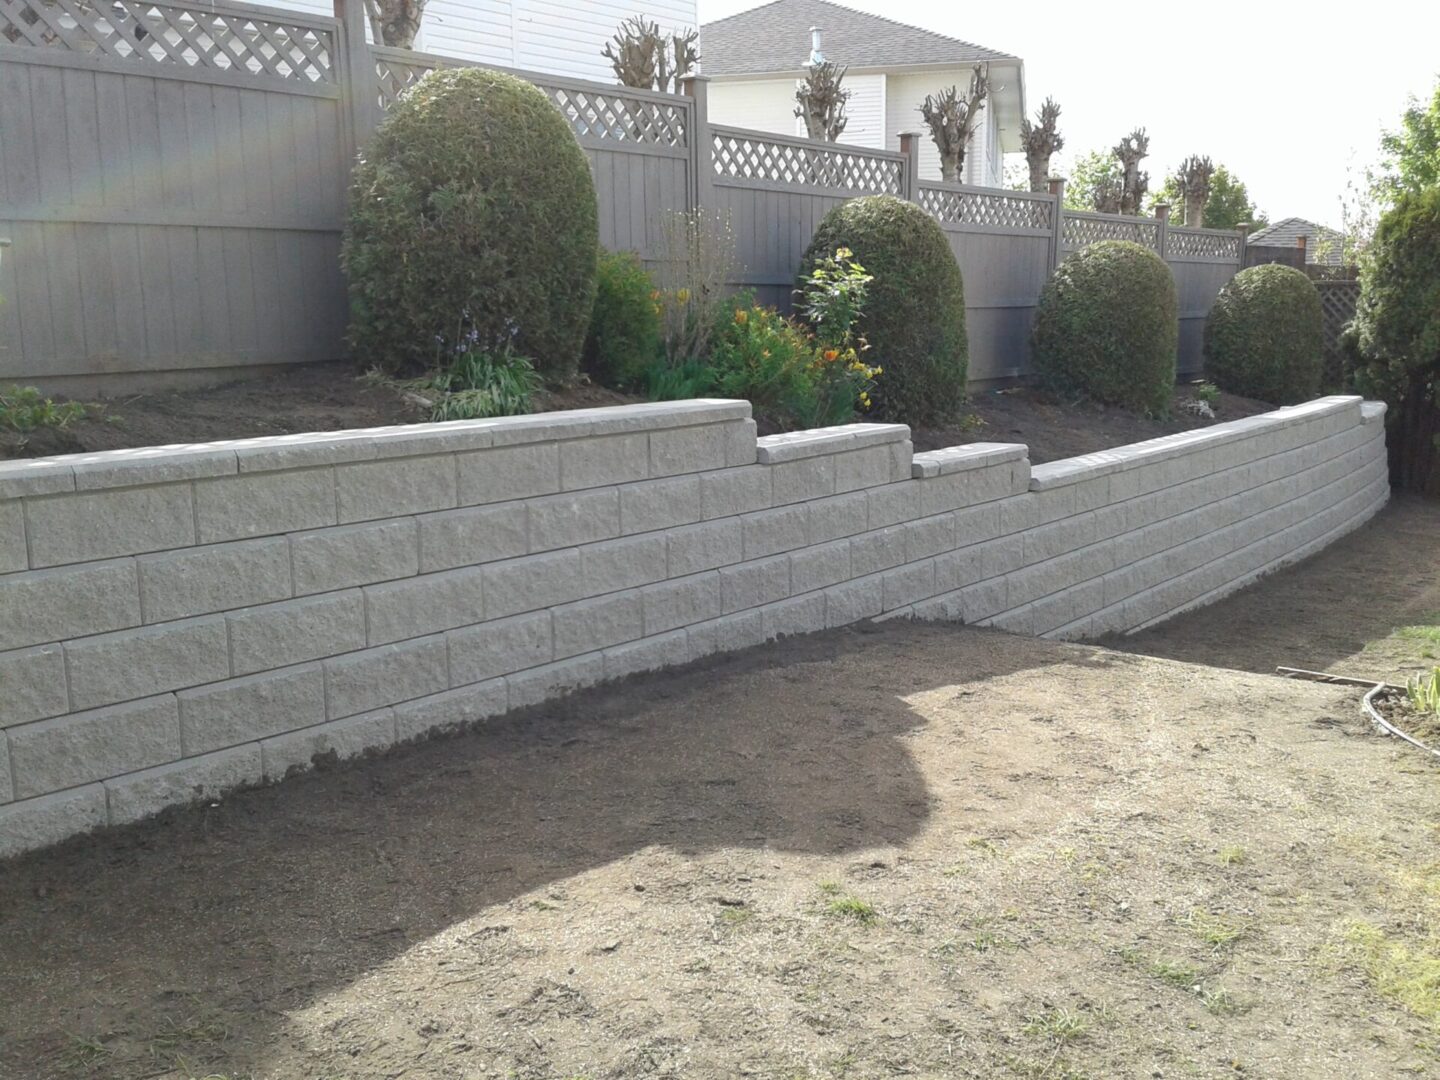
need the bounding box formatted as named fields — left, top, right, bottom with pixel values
left=1346, top=187, right=1440, bottom=495
left=799, top=195, right=967, bottom=426
left=342, top=67, right=598, bottom=378
left=425, top=345, right=541, bottom=421
left=1203, top=264, right=1322, bottom=404
left=0, top=385, right=88, bottom=432
left=1032, top=240, right=1177, bottom=414
left=585, top=250, right=661, bottom=389
left=708, top=303, right=816, bottom=424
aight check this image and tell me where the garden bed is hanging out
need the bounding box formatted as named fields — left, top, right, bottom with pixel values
left=2, top=364, right=1275, bottom=465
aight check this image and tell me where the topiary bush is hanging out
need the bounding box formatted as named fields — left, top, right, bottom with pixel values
left=584, top=249, right=661, bottom=389
left=1202, top=264, right=1322, bottom=404
left=798, top=195, right=967, bottom=426
left=1031, top=240, right=1178, bottom=415
left=1345, top=187, right=1440, bottom=495
left=343, top=68, right=599, bottom=378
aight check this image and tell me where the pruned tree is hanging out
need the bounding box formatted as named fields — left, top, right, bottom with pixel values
left=1093, top=171, right=1123, bottom=214
left=1113, top=127, right=1150, bottom=215
left=1019, top=97, right=1064, bottom=193
left=602, top=15, right=699, bottom=94
left=1176, top=154, right=1215, bottom=227
left=795, top=60, right=851, bottom=142
left=363, top=0, right=425, bottom=48
left=920, top=65, right=990, bottom=183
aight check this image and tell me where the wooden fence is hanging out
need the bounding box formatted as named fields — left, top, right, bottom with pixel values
left=0, top=0, right=1246, bottom=390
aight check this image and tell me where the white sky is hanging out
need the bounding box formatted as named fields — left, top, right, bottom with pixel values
left=697, top=0, right=1440, bottom=225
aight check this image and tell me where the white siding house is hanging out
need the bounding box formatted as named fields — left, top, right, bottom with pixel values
left=703, top=0, right=1025, bottom=186
left=272, top=0, right=699, bottom=82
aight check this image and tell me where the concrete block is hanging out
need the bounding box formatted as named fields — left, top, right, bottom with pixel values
left=508, top=654, right=604, bottom=708
left=888, top=441, right=915, bottom=482
left=336, top=454, right=456, bottom=524
left=954, top=502, right=1004, bottom=548
left=561, top=433, right=649, bottom=490
left=69, top=447, right=237, bottom=490
left=933, top=543, right=985, bottom=595
left=105, top=744, right=262, bottom=826
left=957, top=577, right=1009, bottom=623
left=457, top=443, right=559, bottom=506
left=690, top=610, right=765, bottom=654
left=668, top=519, right=744, bottom=577
left=9, top=695, right=181, bottom=799
left=528, top=488, right=620, bottom=552
left=26, top=484, right=195, bottom=567
left=0, top=786, right=108, bottom=859
left=581, top=534, right=669, bottom=593
left=850, top=526, right=906, bottom=577
left=138, top=538, right=291, bottom=623
left=194, top=468, right=336, bottom=544
left=0, top=458, right=74, bottom=499
left=771, top=455, right=836, bottom=505
left=0, top=732, right=8, bottom=802
left=0, top=499, right=26, bottom=574
left=620, top=476, right=702, bottom=535
left=807, top=491, right=869, bottom=544
left=726, top=419, right=759, bottom=466
left=700, top=466, right=772, bottom=520
left=762, top=593, right=827, bottom=639
left=0, top=644, right=68, bottom=729
left=642, top=572, right=721, bottom=634
left=868, top=482, right=921, bottom=528
left=0, top=559, right=141, bottom=652
left=394, top=680, right=508, bottom=742
left=323, top=635, right=448, bottom=720
left=912, top=442, right=1027, bottom=478
left=834, top=445, right=898, bottom=493
left=295, top=518, right=421, bottom=591
left=789, top=539, right=851, bottom=594
left=65, top=617, right=229, bottom=711
left=227, top=592, right=365, bottom=676
left=605, top=630, right=690, bottom=680
left=178, top=663, right=326, bottom=754
left=741, top=505, right=809, bottom=559
left=482, top=548, right=583, bottom=619
left=418, top=503, right=526, bottom=574
left=448, top=610, right=552, bottom=686
left=1020, top=514, right=1098, bottom=566
left=553, top=593, right=644, bottom=658
left=906, top=513, right=957, bottom=561
left=882, top=560, right=937, bottom=611
left=649, top=423, right=732, bottom=477
left=919, top=461, right=1026, bottom=517
left=260, top=709, right=397, bottom=780
left=825, top=576, right=883, bottom=627
left=363, top=566, right=486, bottom=646
left=719, top=555, right=790, bottom=614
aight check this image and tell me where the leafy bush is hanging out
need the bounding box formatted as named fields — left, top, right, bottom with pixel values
left=0, top=386, right=88, bottom=433
left=584, top=250, right=661, bottom=389
left=404, top=341, right=541, bottom=421
left=1202, top=264, right=1322, bottom=404
left=707, top=303, right=816, bottom=423
left=799, top=195, right=967, bottom=426
left=342, top=67, right=598, bottom=378
left=1346, top=187, right=1440, bottom=495
left=1032, top=240, right=1177, bottom=414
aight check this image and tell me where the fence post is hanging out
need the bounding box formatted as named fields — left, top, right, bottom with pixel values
left=682, top=75, right=714, bottom=215
left=333, top=0, right=379, bottom=165
left=1236, top=221, right=1251, bottom=268
left=1154, top=202, right=1170, bottom=260
left=1047, top=176, right=1066, bottom=271
left=898, top=132, right=921, bottom=203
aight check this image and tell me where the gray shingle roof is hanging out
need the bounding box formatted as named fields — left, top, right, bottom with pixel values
left=700, top=0, right=1018, bottom=76
left=1245, top=217, right=1345, bottom=265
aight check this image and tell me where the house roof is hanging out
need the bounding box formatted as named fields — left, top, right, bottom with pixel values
left=1245, top=217, right=1345, bottom=265
left=700, top=0, right=1018, bottom=77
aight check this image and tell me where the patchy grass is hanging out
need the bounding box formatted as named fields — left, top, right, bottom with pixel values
left=1022, top=1007, right=1090, bottom=1045
left=1341, top=916, right=1440, bottom=1031
left=1178, top=909, right=1248, bottom=950
left=823, top=894, right=879, bottom=926
left=1218, top=845, right=1248, bottom=866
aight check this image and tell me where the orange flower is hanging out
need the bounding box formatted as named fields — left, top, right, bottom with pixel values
left=734, top=308, right=749, bottom=325
left=822, top=349, right=839, bottom=362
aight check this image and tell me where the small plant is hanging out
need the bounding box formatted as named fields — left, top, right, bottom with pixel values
left=419, top=336, right=541, bottom=421
left=584, top=249, right=662, bottom=389
left=1149, top=957, right=1203, bottom=990
left=1021, top=1007, right=1089, bottom=1044
left=655, top=208, right=738, bottom=368
left=1178, top=909, right=1247, bottom=950
left=1195, top=381, right=1220, bottom=408
left=642, top=359, right=715, bottom=402
left=1407, top=667, right=1440, bottom=716
left=0, top=385, right=89, bottom=433
left=824, top=895, right=879, bottom=925
left=1218, top=845, right=1248, bottom=866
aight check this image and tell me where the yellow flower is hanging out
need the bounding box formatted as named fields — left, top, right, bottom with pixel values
left=734, top=308, right=748, bottom=325
left=835, top=246, right=853, bottom=259
left=676, top=287, right=691, bottom=304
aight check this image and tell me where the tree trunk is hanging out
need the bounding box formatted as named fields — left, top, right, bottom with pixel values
left=1027, top=156, right=1049, bottom=193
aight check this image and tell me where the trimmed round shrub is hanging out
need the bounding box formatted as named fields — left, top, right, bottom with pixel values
left=798, top=195, right=967, bottom=426
left=343, top=68, right=598, bottom=377
left=1203, top=264, right=1322, bottom=404
left=1032, top=240, right=1177, bottom=414
left=584, top=249, right=661, bottom=389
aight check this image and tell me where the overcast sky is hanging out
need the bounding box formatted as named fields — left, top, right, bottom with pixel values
left=697, top=0, right=1440, bottom=225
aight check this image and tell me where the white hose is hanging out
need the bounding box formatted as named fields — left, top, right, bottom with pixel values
left=1276, top=666, right=1440, bottom=760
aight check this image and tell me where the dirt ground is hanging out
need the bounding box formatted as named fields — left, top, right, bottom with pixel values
left=5, top=364, right=1273, bottom=466
left=3, top=499, right=1440, bottom=1080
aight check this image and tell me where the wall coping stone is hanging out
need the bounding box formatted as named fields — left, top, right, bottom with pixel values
left=0, top=400, right=755, bottom=500
left=1360, top=401, right=1387, bottom=425
left=755, top=423, right=911, bottom=464
left=1028, top=396, right=1365, bottom=492
left=911, top=443, right=1028, bottom=478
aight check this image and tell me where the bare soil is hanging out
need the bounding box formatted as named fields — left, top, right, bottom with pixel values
left=4, top=512, right=1440, bottom=1078
left=5, top=365, right=1274, bottom=466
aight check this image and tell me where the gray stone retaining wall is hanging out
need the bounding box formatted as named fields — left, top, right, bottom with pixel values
left=0, top=396, right=1390, bottom=857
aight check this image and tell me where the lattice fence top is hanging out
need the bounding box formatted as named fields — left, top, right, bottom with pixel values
left=374, top=52, right=688, bottom=148
left=1061, top=212, right=1160, bottom=251
left=1316, top=280, right=1360, bottom=330
left=1167, top=227, right=1242, bottom=260
left=711, top=127, right=903, bottom=195
left=918, top=185, right=1053, bottom=232
left=0, top=0, right=335, bottom=83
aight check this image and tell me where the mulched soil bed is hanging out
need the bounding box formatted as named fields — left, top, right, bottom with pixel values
left=1372, top=688, right=1440, bottom=748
